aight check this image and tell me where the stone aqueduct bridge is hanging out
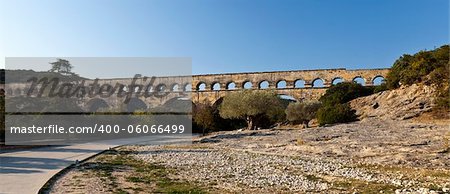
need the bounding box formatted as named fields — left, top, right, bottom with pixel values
left=2, top=68, right=389, bottom=110
left=192, top=68, right=389, bottom=104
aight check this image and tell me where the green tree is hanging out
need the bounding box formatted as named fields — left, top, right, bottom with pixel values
left=285, top=101, right=321, bottom=127
left=193, top=103, right=216, bottom=135
left=49, top=58, right=74, bottom=75
left=219, top=90, right=284, bottom=130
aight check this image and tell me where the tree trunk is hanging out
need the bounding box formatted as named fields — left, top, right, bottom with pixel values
left=246, top=116, right=255, bottom=130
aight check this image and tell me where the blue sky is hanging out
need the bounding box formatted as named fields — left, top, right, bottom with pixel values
left=0, top=0, right=448, bottom=76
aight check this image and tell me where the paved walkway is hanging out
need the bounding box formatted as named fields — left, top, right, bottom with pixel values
left=0, top=136, right=191, bottom=194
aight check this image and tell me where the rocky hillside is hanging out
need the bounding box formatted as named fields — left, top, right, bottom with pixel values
left=350, top=84, right=437, bottom=120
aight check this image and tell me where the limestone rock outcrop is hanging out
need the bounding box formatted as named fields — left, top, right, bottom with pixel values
left=350, top=84, right=436, bottom=120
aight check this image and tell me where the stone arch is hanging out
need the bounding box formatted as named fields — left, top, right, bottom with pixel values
left=87, top=98, right=109, bottom=112
left=211, top=82, right=221, bottom=91
left=184, top=83, right=192, bottom=91
left=312, top=78, right=325, bottom=88
left=132, top=85, right=142, bottom=93
left=278, top=94, right=297, bottom=102
left=353, top=76, right=366, bottom=86
left=162, top=97, right=192, bottom=112
left=212, top=97, right=225, bottom=108
left=142, top=85, right=154, bottom=97
left=276, top=80, right=287, bottom=89
left=171, top=83, right=180, bottom=92
left=122, top=85, right=129, bottom=92
left=294, top=79, right=305, bottom=88
left=332, top=77, right=344, bottom=85
left=372, top=76, right=385, bottom=86
left=259, top=80, right=270, bottom=89
left=126, top=98, right=147, bottom=112
left=226, top=82, right=236, bottom=90
left=145, top=85, right=154, bottom=92
left=243, top=81, right=252, bottom=89
left=196, top=82, right=206, bottom=91
left=155, top=84, right=167, bottom=93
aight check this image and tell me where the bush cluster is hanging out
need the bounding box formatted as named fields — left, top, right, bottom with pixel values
left=386, top=45, right=448, bottom=89
left=386, top=45, right=449, bottom=109
left=285, top=101, right=321, bottom=127
left=316, top=82, right=373, bottom=126
left=316, top=103, right=356, bottom=125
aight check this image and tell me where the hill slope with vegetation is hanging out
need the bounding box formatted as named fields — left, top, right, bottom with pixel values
left=351, top=45, right=449, bottom=120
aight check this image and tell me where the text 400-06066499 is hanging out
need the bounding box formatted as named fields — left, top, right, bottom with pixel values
left=9, top=124, right=186, bottom=134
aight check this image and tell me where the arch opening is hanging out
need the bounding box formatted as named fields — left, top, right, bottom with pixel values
left=155, top=84, right=167, bottom=93
left=227, top=82, right=236, bottom=90
left=277, top=80, right=287, bottom=89
left=212, top=82, right=221, bottom=91
left=197, top=82, right=206, bottom=91
left=126, top=98, right=147, bottom=112
left=87, top=98, right=109, bottom=112
left=353, top=77, right=365, bottom=86
left=332, top=78, right=344, bottom=85
left=312, top=78, right=324, bottom=88
left=162, top=97, right=192, bottom=112
left=294, top=79, right=305, bottom=88
left=145, top=85, right=154, bottom=93
left=184, top=83, right=192, bottom=91
left=243, top=81, right=252, bottom=89
left=171, top=84, right=179, bottom=92
left=259, top=80, right=269, bottom=89
left=372, top=76, right=385, bottom=86
left=278, top=94, right=297, bottom=102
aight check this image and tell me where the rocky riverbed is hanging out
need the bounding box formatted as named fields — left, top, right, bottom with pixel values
left=50, top=117, right=450, bottom=193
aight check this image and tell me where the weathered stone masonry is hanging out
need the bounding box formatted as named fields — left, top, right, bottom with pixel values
left=2, top=68, right=389, bottom=110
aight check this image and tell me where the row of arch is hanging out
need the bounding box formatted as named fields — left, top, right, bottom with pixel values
left=196, top=76, right=385, bottom=91
left=3, top=83, right=195, bottom=96
left=2, top=76, right=386, bottom=96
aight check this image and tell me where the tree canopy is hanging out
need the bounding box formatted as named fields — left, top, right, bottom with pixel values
left=49, top=58, right=74, bottom=75
left=219, top=90, right=284, bottom=130
left=386, top=45, right=449, bottom=89
left=285, top=101, right=321, bottom=126
left=386, top=44, right=449, bottom=110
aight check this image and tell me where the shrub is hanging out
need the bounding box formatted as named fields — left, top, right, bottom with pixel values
left=315, top=82, right=368, bottom=125
left=316, top=103, right=357, bottom=126
left=219, top=90, right=285, bottom=130
left=285, top=101, right=321, bottom=127
left=319, top=82, right=373, bottom=106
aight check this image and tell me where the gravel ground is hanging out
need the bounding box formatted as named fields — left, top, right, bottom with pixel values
left=50, top=117, right=450, bottom=193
